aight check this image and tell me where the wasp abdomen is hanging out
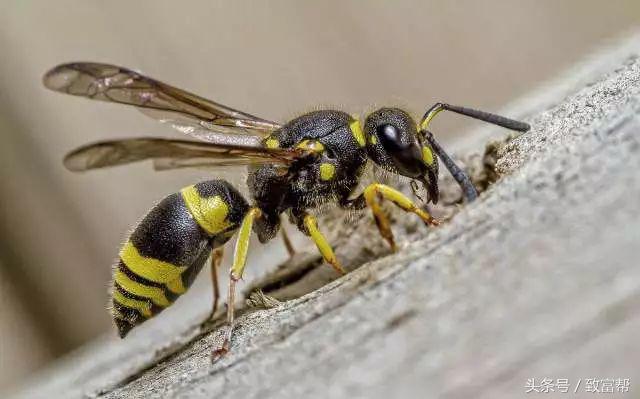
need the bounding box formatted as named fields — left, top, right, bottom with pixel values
left=112, top=180, right=249, bottom=337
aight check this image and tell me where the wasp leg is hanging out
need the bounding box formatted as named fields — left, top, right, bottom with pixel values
left=208, top=247, right=224, bottom=320
left=280, top=221, right=296, bottom=257
left=294, top=213, right=345, bottom=275
left=357, top=183, right=439, bottom=252
left=211, top=207, right=261, bottom=362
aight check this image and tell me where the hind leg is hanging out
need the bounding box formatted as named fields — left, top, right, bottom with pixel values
left=212, top=207, right=261, bottom=362
left=208, top=247, right=224, bottom=320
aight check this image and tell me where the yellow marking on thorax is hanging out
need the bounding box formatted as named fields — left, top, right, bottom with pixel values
left=369, top=134, right=377, bottom=145
left=113, top=289, right=152, bottom=318
left=181, top=186, right=232, bottom=235
left=296, top=139, right=325, bottom=153
left=114, top=270, right=171, bottom=307
left=265, top=137, right=280, bottom=148
left=120, top=241, right=187, bottom=284
left=320, top=163, right=336, bottom=181
left=422, top=146, right=434, bottom=165
left=349, top=119, right=366, bottom=147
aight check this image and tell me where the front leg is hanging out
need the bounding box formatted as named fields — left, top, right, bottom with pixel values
left=342, top=183, right=439, bottom=252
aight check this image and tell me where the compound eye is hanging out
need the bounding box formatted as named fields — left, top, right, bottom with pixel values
left=376, top=124, right=407, bottom=153
left=375, top=123, right=424, bottom=178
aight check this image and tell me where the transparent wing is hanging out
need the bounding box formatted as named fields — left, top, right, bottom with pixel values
left=137, top=108, right=268, bottom=144
left=63, top=137, right=304, bottom=172
left=151, top=157, right=264, bottom=171
left=43, top=62, right=281, bottom=140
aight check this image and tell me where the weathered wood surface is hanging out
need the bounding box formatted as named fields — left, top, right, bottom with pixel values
left=8, top=35, right=640, bottom=399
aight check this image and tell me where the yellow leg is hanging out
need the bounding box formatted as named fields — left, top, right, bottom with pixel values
left=363, top=183, right=439, bottom=252
left=211, top=207, right=261, bottom=362
left=209, top=247, right=224, bottom=320
left=303, top=214, right=346, bottom=275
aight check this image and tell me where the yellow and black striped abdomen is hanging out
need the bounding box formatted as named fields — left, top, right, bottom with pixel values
left=112, top=179, right=249, bottom=337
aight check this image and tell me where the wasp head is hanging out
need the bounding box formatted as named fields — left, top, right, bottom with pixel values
left=363, top=108, right=439, bottom=203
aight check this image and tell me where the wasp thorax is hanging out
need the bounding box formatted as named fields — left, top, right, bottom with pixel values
left=364, top=108, right=425, bottom=178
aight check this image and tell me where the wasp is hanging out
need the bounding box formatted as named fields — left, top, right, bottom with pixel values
left=43, top=62, right=529, bottom=359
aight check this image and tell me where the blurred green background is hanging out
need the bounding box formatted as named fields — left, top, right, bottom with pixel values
left=0, top=0, right=638, bottom=392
